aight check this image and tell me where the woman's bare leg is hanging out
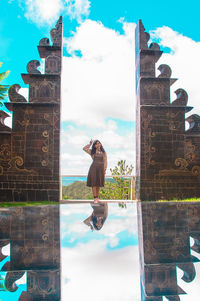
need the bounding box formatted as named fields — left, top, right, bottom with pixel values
left=93, top=186, right=100, bottom=203
left=96, top=187, right=100, bottom=198
left=92, top=187, right=97, bottom=198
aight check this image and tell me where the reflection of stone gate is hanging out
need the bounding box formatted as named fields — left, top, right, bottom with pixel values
left=137, top=201, right=200, bottom=300
left=0, top=205, right=60, bottom=300
left=0, top=17, right=62, bottom=202
left=135, top=20, right=200, bottom=201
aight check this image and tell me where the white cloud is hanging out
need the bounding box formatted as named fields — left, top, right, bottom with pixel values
left=61, top=150, right=92, bottom=174
left=108, top=202, right=137, bottom=217
left=65, top=0, right=90, bottom=23
left=61, top=129, right=90, bottom=149
left=61, top=203, right=91, bottom=215
left=16, top=273, right=27, bottom=285
left=19, top=87, right=29, bottom=100
left=67, top=219, right=89, bottom=234
left=4, top=111, right=12, bottom=128
left=177, top=260, right=200, bottom=300
left=60, top=20, right=136, bottom=173
left=61, top=120, right=135, bottom=174
left=1, top=243, right=10, bottom=256
left=24, top=0, right=64, bottom=25
left=61, top=242, right=140, bottom=301
left=19, top=0, right=90, bottom=26
left=61, top=119, right=134, bottom=150
left=108, top=236, right=119, bottom=247
left=62, top=20, right=136, bottom=128
left=101, top=214, right=137, bottom=237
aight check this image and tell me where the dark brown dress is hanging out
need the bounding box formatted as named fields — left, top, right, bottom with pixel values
left=87, top=152, right=105, bottom=187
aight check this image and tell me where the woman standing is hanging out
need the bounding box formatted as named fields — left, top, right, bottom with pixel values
left=83, top=140, right=107, bottom=203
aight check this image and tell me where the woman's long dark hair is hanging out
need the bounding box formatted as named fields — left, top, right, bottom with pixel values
left=91, top=215, right=105, bottom=231
left=91, top=140, right=105, bottom=155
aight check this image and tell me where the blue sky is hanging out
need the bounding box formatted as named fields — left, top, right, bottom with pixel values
left=1, top=0, right=200, bottom=85
left=1, top=0, right=200, bottom=174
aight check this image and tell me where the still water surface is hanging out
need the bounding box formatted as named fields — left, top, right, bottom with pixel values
left=0, top=201, right=199, bottom=300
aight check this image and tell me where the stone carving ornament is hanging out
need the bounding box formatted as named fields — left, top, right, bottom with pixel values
left=8, top=84, right=27, bottom=103
left=27, top=60, right=41, bottom=74
left=39, top=37, right=50, bottom=46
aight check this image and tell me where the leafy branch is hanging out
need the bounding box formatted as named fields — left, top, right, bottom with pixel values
left=100, top=160, right=134, bottom=207
left=0, top=62, right=10, bottom=105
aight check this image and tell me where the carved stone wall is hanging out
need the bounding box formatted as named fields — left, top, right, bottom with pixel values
left=137, top=202, right=200, bottom=300
left=135, top=20, right=200, bottom=201
left=0, top=17, right=62, bottom=202
left=0, top=205, right=60, bottom=300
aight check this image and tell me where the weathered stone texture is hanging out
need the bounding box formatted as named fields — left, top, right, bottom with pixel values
left=138, top=202, right=200, bottom=300
left=0, top=205, right=60, bottom=300
left=135, top=20, right=200, bottom=200
left=0, top=17, right=62, bottom=202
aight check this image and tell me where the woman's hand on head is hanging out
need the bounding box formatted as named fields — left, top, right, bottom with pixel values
left=89, top=139, right=93, bottom=145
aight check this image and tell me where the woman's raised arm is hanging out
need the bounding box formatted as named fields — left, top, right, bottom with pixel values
left=83, top=140, right=92, bottom=155
left=83, top=215, right=93, bottom=231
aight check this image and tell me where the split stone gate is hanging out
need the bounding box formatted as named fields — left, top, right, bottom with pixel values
left=0, top=18, right=200, bottom=202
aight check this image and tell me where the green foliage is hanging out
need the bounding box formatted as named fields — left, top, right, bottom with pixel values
left=62, top=161, right=135, bottom=202
left=110, top=159, right=134, bottom=176
left=100, top=181, right=123, bottom=200
left=62, top=181, right=93, bottom=200
left=157, top=198, right=200, bottom=202
left=100, top=160, right=134, bottom=205
left=0, top=62, right=10, bottom=104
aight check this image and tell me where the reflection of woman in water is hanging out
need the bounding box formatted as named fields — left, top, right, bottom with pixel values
left=83, top=140, right=107, bottom=203
left=83, top=203, right=108, bottom=231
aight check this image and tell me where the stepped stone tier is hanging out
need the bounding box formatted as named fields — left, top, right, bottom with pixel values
left=137, top=202, right=200, bottom=300
left=135, top=20, right=200, bottom=201
left=0, top=17, right=62, bottom=202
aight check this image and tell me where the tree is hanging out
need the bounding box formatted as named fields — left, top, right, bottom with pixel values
left=110, top=160, right=134, bottom=176
left=0, top=62, right=10, bottom=106
left=100, top=160, right=134, bottom=207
